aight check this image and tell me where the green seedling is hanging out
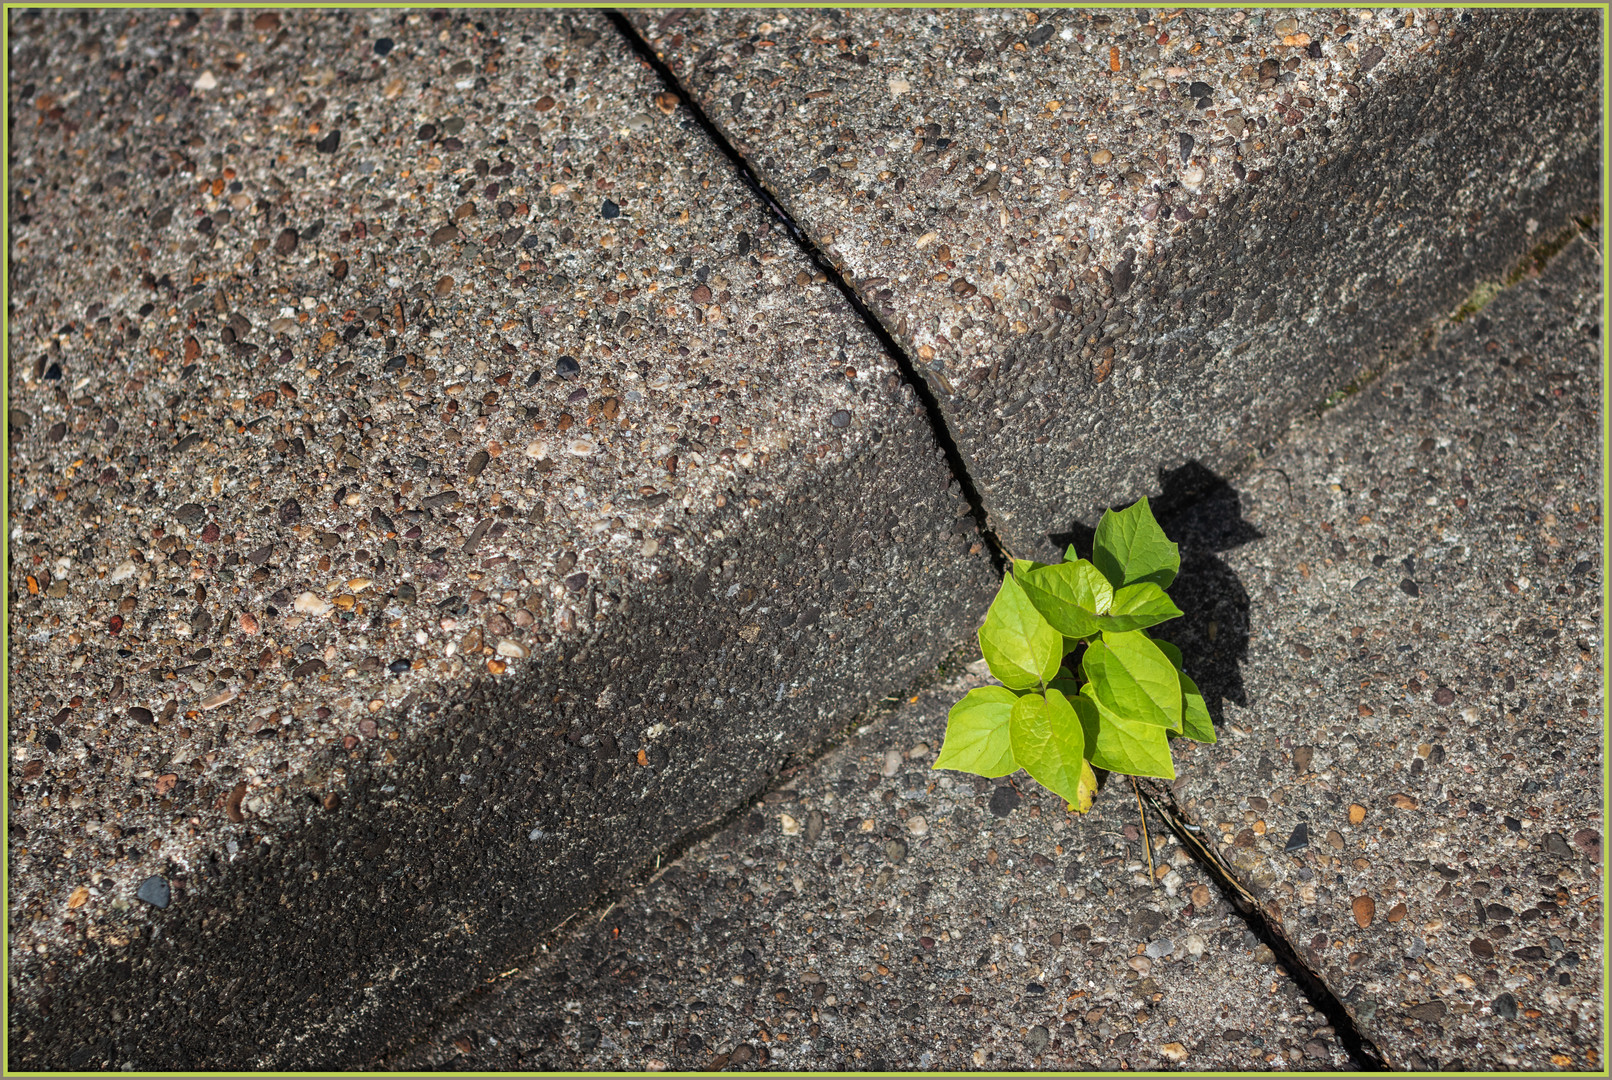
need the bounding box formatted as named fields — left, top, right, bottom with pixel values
left=935, top=497, right=1214, bottom=819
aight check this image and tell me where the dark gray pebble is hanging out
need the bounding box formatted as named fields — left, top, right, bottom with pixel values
left=136, top=876, right=170, bottom=909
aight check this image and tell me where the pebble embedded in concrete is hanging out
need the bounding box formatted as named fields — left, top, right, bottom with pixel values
left=5, top=8, right=994, bottom=1070
left=388, top=677, right=1352, bottom=1072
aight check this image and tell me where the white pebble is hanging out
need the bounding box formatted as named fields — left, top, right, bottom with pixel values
left=881, top=749, right=902, bottom=776
left=293, top=592, right=332, bottom=616
left=108, top=561, right=136, bottom=583
left=567, top=438, right=596, bottom=457
left=906, top=815, right=929, bottom=837
left=193, top=70, right=217, bottom=91
left=495, top=639, right=529, bottom=659
left=779, top=813, right=801, bottom=836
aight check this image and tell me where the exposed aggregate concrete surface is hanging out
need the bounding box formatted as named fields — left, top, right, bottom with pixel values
left=6, top=9, right=995, bottom=1069
left=633, top=6, right=1601, bottom=557
left=393, top=673, right=1353, bottom=1073
left=1152, top=238, right=1604, bottom=1071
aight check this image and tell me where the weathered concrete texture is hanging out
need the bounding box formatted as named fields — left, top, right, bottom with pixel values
left=633, top=7, right=1601, bottom=557
left=6, top=9, right=993, bottom=1069
left=390, top=671, right=1354, bottom=1073
left=1148, top=238, right=1604, bottom=1071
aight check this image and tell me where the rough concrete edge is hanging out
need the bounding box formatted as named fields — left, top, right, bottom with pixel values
left=1311, top=210, right=1603, bottom=420
left=631, top=7, right=1601, bottom=558
left=604, top=11, right=1022, bottom=565
left=374, top=630, right=988, bottom=1067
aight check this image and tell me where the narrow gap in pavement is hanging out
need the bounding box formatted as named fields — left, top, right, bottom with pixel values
left=606, top=11, right=1009, bottom=576
left=608, top=12, right=1396, bottom=1066
left=601, top=17, right=1596, bottom=1073
left=1136, top=783, right=1390, bottom=1071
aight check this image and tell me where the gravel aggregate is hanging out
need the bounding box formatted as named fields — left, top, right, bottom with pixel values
left=392, top=672, right=1353, bottom=1072
left=634, top=7, right=1600, bottom=556
left=7, top=9, right=993, bottom=1069
left=1154, top=236, right=1604, bottom=1071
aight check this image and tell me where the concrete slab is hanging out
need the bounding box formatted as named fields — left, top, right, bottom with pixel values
left=1143, top=237, right=1604, bottom=1071
left=389, top=671, right=1354, bottom=1072
left=631, top=7, right=1600, bottom=558
left=6, top=9, right=993, bottom=1069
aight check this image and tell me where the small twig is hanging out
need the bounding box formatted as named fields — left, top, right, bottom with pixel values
left=1133, top=776, right=1156, bottom=888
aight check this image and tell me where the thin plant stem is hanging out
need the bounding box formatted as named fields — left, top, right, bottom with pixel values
left=1133, top=776, right=1156, bottom=888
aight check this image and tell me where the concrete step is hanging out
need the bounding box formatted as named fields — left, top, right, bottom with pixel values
left=6, top=10, right=994, bottom=1069
left=1144, top=235, right=1603, bottom=1070
left=388, top=228, right=1603, bottom=1080
left=631, top=7, right=1599, bottom=557
left=388, top=673, right=1358, bottom=1073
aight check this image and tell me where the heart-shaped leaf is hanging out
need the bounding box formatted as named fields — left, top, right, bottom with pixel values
left=1008, top=688, right=1087, bottom=807
left=1082, top=630, right=1183, bottom=731
left=1094, top=581, right=1183, bottom=633
left=1077, top=685, right=1177, bottom=778
left=933, top=686, right=1021, bottom=777
left=1092, top=496, right=1180, bottom=590
left=1017, top=558, right=1113, bottom=638
left=978, top=571, right=1063, bottom=689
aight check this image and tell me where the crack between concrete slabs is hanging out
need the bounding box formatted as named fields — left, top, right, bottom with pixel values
left=1136, top=779, right=1390, bottom=1071
left=379, top=637, right=987, bottom=1068
left=606, top=12, right=1403, bottom=1072
left=606, top=17, right=1602, bottom=1075
left=606, top=11, right=1010, bottom=577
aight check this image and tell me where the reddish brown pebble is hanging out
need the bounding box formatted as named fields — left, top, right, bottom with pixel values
left=1351, top=895, right=1375, bottom=928
left=225, top=781, right=248, bottom=823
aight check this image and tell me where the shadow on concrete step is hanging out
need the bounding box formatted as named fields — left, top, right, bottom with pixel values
left=1048, top=461, right=1259, bottom=731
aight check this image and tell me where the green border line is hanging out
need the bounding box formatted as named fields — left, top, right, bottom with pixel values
left=2, top=3, right=1607, bottom=1078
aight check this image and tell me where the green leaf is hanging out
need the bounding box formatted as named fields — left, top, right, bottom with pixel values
left=1012, top=557, right=1053, bottom=577
left=1008, top=689, right=1087, bottom=806
left=1063, top=543, right=1081, bottom=563
left=1078, top=685, right=1177, bottom=778
left=1017, top=559, right=1113, bottom=638
left=1094, top=582, right=1184, bottom=633
left=934, top=686, right=1021, bottom=777
left=978, top=572, right=1063, bottom=689
left=1177, top=670, right=1215, bottom=743
left=1081, top=630, right=1183, bottom=731
left=1154, top=641, right=1216, bottom=744
left=1092, top=496, right=1180, bottom=590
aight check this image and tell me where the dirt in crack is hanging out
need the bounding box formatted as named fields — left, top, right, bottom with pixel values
left=1138, top=783, right=1390, bottom=1071
left=605, top=11, right=1009, bottom=576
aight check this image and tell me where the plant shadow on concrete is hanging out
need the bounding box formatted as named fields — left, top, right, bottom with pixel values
left=1048, top=461, right=1260, bottom=735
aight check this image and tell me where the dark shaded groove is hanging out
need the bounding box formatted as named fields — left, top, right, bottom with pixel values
left=1138, top=787, right=1390, bottom=1071
left=605, top=11, right=1009, bottom=577
left=380, top=636, right=983, bottom=1068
